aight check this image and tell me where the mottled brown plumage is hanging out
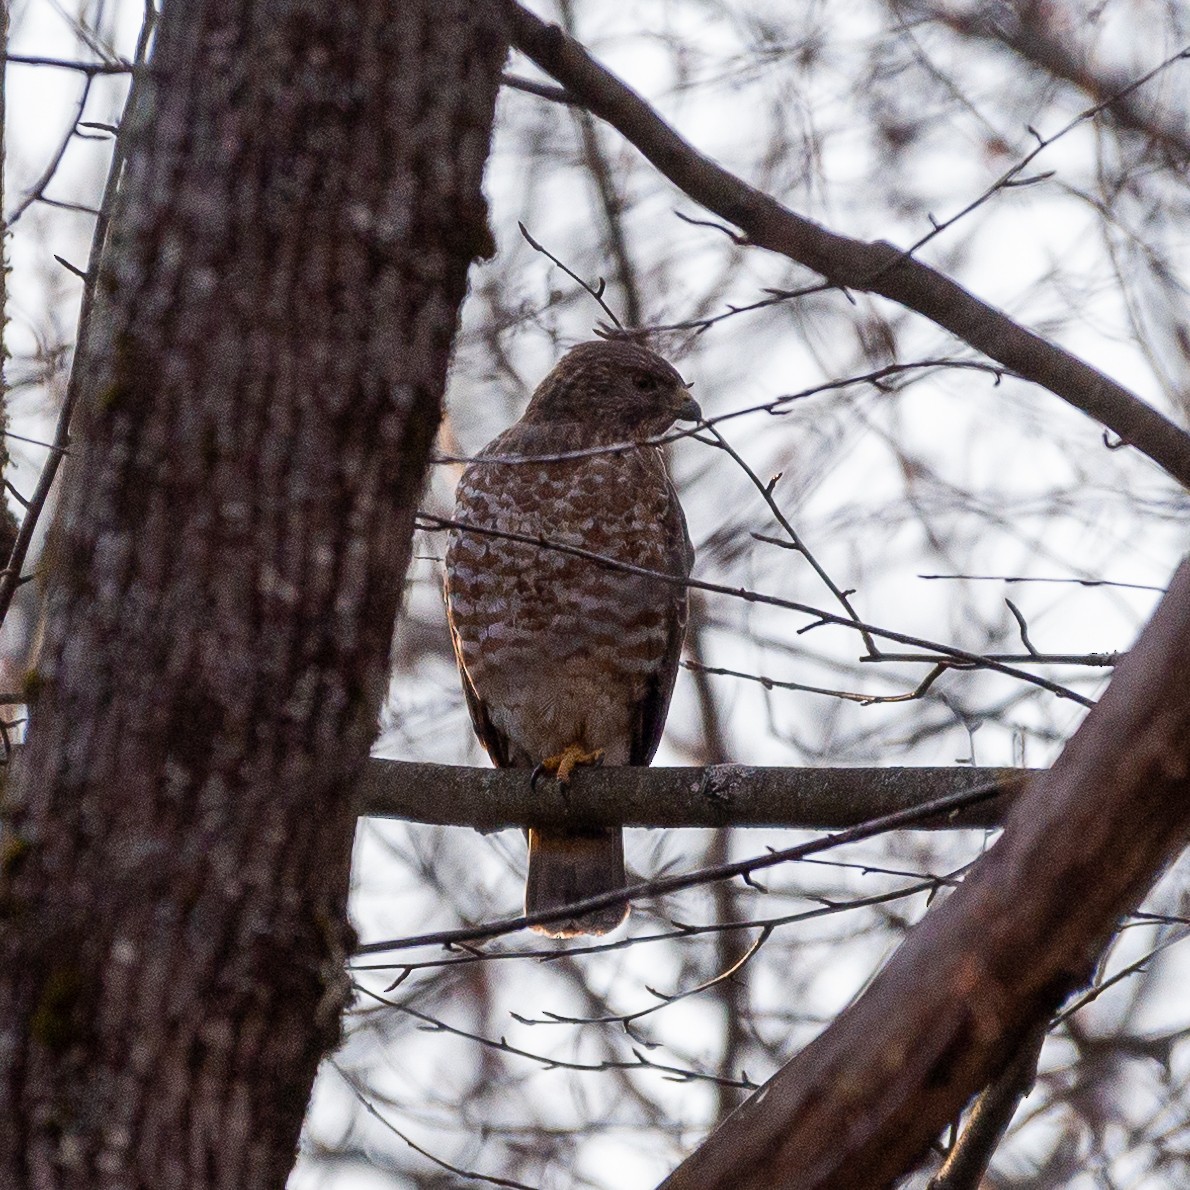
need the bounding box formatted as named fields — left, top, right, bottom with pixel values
left=444, top=340, right=698, bottom=936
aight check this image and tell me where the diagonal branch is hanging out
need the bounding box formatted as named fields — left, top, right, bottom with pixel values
left=0, top=14, right=156, bottom=631
left=927, top=1017, right=1049, bottom=1190
left=659, top=555, right=1190, bottom=1187
left=500, top=2, right=1190, bottom=489
left=419, top=511, right=1095, bottom=705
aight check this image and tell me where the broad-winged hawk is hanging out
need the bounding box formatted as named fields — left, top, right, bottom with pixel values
left=444, top=340, right=698, bottom=936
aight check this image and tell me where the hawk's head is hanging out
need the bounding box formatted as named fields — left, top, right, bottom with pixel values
left=523, top=340, right=701, bottom=441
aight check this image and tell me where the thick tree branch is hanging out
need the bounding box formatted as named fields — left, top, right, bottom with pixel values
left=660, top=554, right=1190, bottom=1188
left=358, top=760, right=1020, bottom=831
left=501, top=2, right=1190, bottom=490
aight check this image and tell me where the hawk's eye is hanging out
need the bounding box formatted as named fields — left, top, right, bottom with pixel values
left=634, top=374, right=660, bottom=392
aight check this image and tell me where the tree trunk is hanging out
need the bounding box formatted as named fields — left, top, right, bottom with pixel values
left=0, top=3, right=506, bottom=1187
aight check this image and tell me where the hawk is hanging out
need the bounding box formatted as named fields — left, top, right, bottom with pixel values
left=444, top=340, right=699, bottom=937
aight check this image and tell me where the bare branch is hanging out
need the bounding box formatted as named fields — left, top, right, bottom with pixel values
left=432, top=359, right=1013, bottom=466
left=900, top=2, right=1190, bottom=163
left=357, top=758, right=1023, bottom=831
left=356, top=987, right=756, bottom=1090
left=355, top=770, right=1022, bottom=954
left=499, top=71, right=576, bottom=106
left=334, top=1062, right=539, bottom=1189
left=0, top=18, right=153, bottom=631
left=517, top=221, right=623, bottom=328
left=928, top=1019, right=1049, bottom=1190
left=699, top=422, right=878, bottom=655
left=501, top=2, right=1190, bottom=489
left=2, top=53, right=132, bottom=75
left=890, top=42, right=1190, bottom=259
left=5, top=75, right=93, bottom=226
left=659, top=555, right=1190, bottom=1188
left=861, top=651, right=1118, bottom=667
left=919, top=573, right=1166, bottom=593
left=357, top=877, right=959, bottom=979
left=419, top=511, right=1096, bottom=705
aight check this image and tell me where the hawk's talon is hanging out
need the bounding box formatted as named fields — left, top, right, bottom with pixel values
left=534, top=743, right=605, bottom=786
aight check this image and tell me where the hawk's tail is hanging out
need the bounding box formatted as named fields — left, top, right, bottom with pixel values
left=525, top=828, right=628, bottom=938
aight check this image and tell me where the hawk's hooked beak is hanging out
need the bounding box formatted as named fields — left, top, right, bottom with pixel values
left=676, top=392, right=702, bottom=423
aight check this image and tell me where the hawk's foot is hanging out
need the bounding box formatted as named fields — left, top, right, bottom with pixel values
left=532, top=743, right=605, bottom=788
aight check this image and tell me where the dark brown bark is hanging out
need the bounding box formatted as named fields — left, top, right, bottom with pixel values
left=0, top=3, right=506, bottom=1188
left=927, top=1020, right=1049, bottom=1190
left=660, top=556, right=1190, bottom=1188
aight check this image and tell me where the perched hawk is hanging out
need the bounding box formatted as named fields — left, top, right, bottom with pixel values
left=444, top=340, right=699, bottom=937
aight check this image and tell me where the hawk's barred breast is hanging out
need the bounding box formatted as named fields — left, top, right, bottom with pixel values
left=446, top=438, right=688, bottom=768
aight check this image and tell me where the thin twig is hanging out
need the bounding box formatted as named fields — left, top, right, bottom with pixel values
left=517, top=222, right=623, bottom=329
left=919, top=572, right=1166, bottom=593
left=1004, top=599, right=1039, bottom=657
left=500, top=71, right=576, bottom=105
left=700, top=421, right=878, bottom=655
left=355, top=985, right=757, bottom=1090
left=1054, top=931, right=1190, bottom=1023
left=431, top=358, right=1012, bottom=467
left=6, top=75, right=93, bottom=225
left=898, top=45, right=1190, bottom=260
left=859, top=651, right=1118, bottom=667
left=2, top=53, right=132, bottom=75
left=513, top=925, right=774, bottom=1031
left=684, top=658, right=951, bottom=706
left=419, top=512, right=1095, bottom=705
left=333, top=1062, right=539, bottom=1189
left=0, top=12, right=152, bottom=630
left=358, top=875, right=963, bottom=982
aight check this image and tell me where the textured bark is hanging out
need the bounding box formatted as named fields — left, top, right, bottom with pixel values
left=660, top=556, right=1190, bottom=1189
left=0, top=3, right=505, bottom=1188
left=357, top=760, right=1021, bottom=830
